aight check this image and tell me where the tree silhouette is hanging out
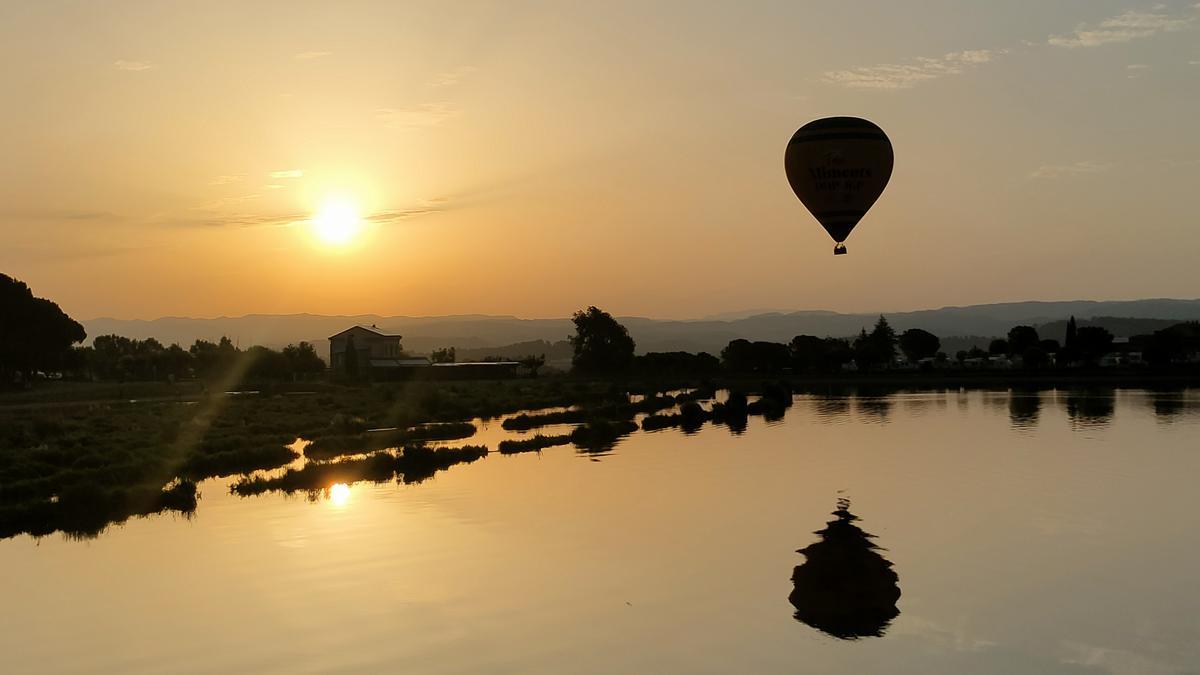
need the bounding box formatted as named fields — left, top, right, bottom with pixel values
left=852, top=316, right=897, bottom=370
left=1007, top=325, right=1040, bottom=356
left=0, top=273, right=86, bottom=383
left=1075, top=326, right=1114, bottom=364
left=518, top=354, right=546, bottom=377
left=569, top=306, right=635, bottom=374
left=283, top=342, right=326, bottom=376
left=898, top=328, right=940, bottom=363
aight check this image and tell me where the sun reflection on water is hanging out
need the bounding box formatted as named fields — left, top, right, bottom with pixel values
left=329, top=483, right=351, bottom=507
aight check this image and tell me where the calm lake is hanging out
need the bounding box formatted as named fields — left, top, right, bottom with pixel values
left=3, top=388, right=1199, bottom=674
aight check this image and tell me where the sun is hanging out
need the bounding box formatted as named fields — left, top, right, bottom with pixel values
left=311, top=197, right=363, bottom=247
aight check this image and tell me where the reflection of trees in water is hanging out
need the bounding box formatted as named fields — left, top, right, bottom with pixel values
left=1008, top=390, right=1043, bottom=430
left=789, top=499, right=901, bottom=639
left=1146, top=389, right=1200, bottom=422
left=1065, top=389, right=1115, bottom=428
left=981, top=389, right=1009, bottom=415
left=854, top=393, right=893, bottom=424
left=811, top=395, right=851, bottom=423
left=899, top=391, right=942, bottom=417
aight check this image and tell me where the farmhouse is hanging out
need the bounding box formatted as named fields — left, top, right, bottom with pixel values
left=327, top=325, right=429, bottom=376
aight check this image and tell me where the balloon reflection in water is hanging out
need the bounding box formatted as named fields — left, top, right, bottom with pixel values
left=789, top=499, right=901, bottom=639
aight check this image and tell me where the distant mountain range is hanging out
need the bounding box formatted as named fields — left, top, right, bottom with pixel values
left=82, top=299, right=1200, bottom=358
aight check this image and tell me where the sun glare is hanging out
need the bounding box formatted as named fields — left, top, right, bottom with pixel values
left=328, top=482, right=351, bottom=507
left=311, top=197, right=363, bottom=247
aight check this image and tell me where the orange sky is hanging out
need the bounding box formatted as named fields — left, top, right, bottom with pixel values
left=2, top=1, right=1198, bottom=320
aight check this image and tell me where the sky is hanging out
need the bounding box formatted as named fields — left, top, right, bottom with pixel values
left=1, top=0, right=1198, bottom=320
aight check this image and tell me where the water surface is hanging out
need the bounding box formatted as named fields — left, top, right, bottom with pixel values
left=3, top=389, right=1199, bottom=674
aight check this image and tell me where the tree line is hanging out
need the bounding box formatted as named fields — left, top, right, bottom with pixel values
left=567, top=306, right=1200, bottom=375
left=77, top=335, right=326, bottom=382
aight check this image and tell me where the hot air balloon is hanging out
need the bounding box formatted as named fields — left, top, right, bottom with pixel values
left=784, top=117, right=893, bottom=255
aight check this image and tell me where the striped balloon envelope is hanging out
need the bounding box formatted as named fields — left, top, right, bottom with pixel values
left=784, top=117, right=893, bottom=255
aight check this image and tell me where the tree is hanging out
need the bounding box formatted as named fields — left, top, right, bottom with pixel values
left=245, top=345, right=290, bottom=380
left=1007, top=325, right=1040, bottom=356
left=1060, top=316, right=1080, bottom=364
left=1075, top=326, right=1114, bottom=364
left=569, top=306, right=635, bottom=374
left=898, top=328, right=940, bottom=364
left=283, top=342, right=326, bottom=377
left=853, top=316, right=897, bottom=370
left=430, top=347, right=456, bottom=364
left=790, top=335, right=852, bottom=373
left=722, top=339, right=790, bottom=374
left=0, top=274, right=87, bottom=382
left=988, top=339, right=1009, bottom=356
left=1023, top=347, right=1049, bottom=369
left=1137, top=322, right=1200, bottom=367
left=518, top=354, right=546, bottom=377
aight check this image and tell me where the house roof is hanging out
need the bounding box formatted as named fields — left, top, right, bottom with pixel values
left=328, top=324, right=403, bottom=340
left=368, top=357, right=431, bottom=368
left=431, top=361, right=521, bottom=367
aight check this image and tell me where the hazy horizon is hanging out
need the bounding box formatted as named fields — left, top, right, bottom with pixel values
left=75, top=293, right=1200, bottom=323
left=4, top=1, right=1199, bottom=321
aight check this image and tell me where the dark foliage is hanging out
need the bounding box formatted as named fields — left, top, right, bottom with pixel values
left=721, top=339, right=791, bottom=374
left=569, top=306, right=635, bottom=374
left=852, top=316, right=897, bottom=371
left=898, top=329, right=940, bottom=364
left=0, top=274, right=87, bottom=383
left=498, top=433, right=574, bottom=454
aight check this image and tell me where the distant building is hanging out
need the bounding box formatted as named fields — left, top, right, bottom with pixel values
left=328, top=325, right=427, bottom=376
left=430, top=361, right=521, bottom=379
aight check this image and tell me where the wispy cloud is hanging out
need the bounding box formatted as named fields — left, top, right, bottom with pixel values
left=430, top=66, right=477, bottom=87
left=113, top=60, right=154, bottom=71
left=375, top=103, right=458, bottom=128
left=822, top=50, right=999, bottom=90
left=294, top=51, right=331, bottom=60
left=210, top=174, right=244, bottom=186
left=1126, top=63, right=1151, bottom=78
left=367, top=200, right=451, bottom=224
left=1029, top=161, right=1114, bottom=179
left=1048, top=10, right=1194, bottom=48
left=269, top=169, right=303, bottom=179
left=183, top=198, right=456, bottom=229
left=0, top=209, right=117, bottom=221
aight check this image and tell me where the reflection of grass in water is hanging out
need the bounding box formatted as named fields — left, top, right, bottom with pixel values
left=231, top=445, right=488, bottom=496
left=502, top=409, right=588, bottom=431
left=498, top=433, right=574, bottom=454
left=570, top=419, right=639, bottom=453
left=2, top=479, right=198, bottom=540
left=305, top=421, right=477, bottom=460
left=0, top=378, right=743, bottom=538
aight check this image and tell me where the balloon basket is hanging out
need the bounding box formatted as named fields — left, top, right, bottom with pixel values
left=833, top=243, right=847, bottom=255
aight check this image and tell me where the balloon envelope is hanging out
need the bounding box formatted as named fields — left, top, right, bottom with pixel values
left=785, top=117, right=893, bottom=253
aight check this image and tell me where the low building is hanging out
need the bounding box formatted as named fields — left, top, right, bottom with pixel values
left=429, top=361, right=521, bottom=380
left=328, top=325, right=424, bottom=377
